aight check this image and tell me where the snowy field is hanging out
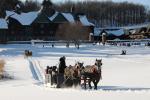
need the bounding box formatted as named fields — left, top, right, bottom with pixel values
left=0, top=43, right=150, bottom=100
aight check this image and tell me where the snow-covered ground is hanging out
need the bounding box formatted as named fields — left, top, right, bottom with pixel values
left=0, top=43, right=150, bottom=100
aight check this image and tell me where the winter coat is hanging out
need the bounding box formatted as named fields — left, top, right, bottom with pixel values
left=58, top=57, right=66, bottom=74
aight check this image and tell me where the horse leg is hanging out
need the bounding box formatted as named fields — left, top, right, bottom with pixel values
left=94, top=78, right=100, bottom=90
left=93, top=81, right=97, bottom=90
left=78, top=77, right=81, bottom=86
left=75, top=77, right=80, bottom=87
left=83, top=77, right=87, bottom=89
left=88, top=79, right=92, bottom=89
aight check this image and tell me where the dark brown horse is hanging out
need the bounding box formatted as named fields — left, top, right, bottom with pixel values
left=81, top=59, right=102, bottom=90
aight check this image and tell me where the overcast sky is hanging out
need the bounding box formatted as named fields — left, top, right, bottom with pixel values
left=22, top=0, right=150, bottom=7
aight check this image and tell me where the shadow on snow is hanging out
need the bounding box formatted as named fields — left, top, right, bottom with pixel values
left=97, top=86, right=150, bottom=91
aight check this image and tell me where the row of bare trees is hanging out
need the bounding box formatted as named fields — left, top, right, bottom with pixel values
left=0, top=0, right=40, bottom=17
left=55, top=1, right=148, bottom=27
left=56, top=23, right=89, bottom=49
left=0, top=59, right=5, bottom=79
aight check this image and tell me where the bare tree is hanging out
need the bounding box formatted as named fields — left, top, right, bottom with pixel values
left=55, top=1, right=147, bottom=27
left=22, top=0, right=40, bottom=12
left=0, top=59, right=5, bottom=79
left=56, top=23, right=88, bottom=49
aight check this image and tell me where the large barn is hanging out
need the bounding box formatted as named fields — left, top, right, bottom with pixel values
left=0, top=0, right=94, bottom=42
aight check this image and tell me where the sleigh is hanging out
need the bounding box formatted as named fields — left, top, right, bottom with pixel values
left=45, top=59, right=102, bottom=90
left=45, top=66, right=81, bottom=88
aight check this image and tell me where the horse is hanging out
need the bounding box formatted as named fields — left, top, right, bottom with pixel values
left=47, top=62, right=83, bottom=88
left=81, top=59, right=102, bottom=90
left=47, top=61, right=84, bottom=88
left=64, top=62, right=84, bottom=87
left=64, top=62, right=83, bottom=78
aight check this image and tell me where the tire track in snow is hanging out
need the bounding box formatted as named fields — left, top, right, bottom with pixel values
left=28, top=59, right=39, bottom=81
left=28, top=58, right=44, bottom=83
left=34, top=58, right=45, bottom=81
left=97, top=86, right=150, bottom=91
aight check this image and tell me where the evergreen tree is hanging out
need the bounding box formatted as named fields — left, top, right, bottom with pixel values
left=0, top=0, right=20, bottom=17
left=22, top=0, right=40, bottom=12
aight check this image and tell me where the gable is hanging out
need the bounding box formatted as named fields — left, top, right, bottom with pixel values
left=33, top=12, right=52, bottom=24
left=8, top=17, right=22, bottom=26
left=53, top=13, right=68, bottom=23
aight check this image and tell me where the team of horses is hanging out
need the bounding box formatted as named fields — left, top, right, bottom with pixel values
left=48, top=59, right=102, bottom=90
left=23, top=49, right=102, bottom=89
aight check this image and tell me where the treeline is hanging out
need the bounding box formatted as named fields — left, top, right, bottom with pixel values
left=0, top=0, right=150, bottom=27
left=55, top=1, right=148, bottom=27
left=0, top=0, right=40, bottom=17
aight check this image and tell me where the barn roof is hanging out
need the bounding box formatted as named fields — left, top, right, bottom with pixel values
left=6, top=11, right=38, bottom=25
left=0, top=18, right=8, bottom=29
left=61, top=13, right=75, bottom=23
left=6, top=10, right=94, bottom=26
left=49, top=11, right=59, bottom=21
left=94, top=28, right=124, bottom=36
left=105, top=29, right=124, bottom=36
left=121, top=23, right=150, bottom=30
left=78, top=15, right=94, bottom=26
left=52, top=13, right=68, bottom=23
